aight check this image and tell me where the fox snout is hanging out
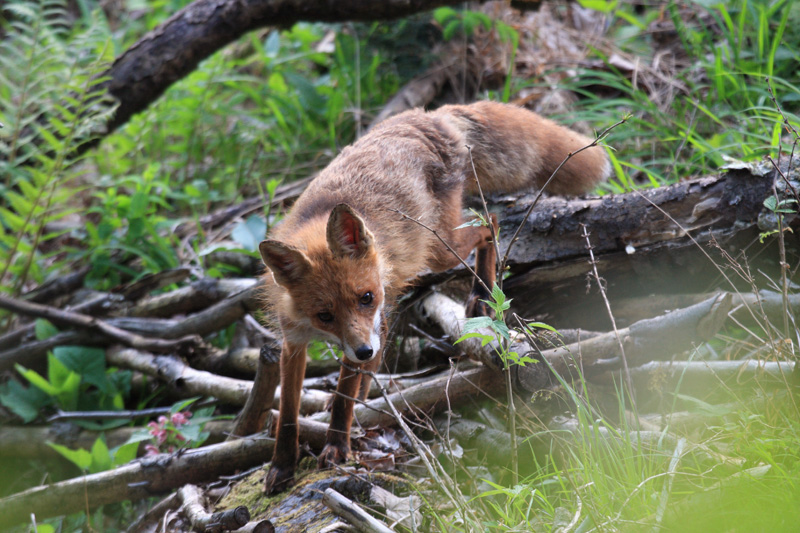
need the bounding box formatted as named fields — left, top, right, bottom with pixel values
left=354, top=344, right=373, bottom=361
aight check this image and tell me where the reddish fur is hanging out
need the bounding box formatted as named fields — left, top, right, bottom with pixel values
left=259, top=102, right=609, bottom=494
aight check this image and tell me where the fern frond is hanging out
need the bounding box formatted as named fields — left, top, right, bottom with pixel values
left=0, top=0, right=114, bottom=293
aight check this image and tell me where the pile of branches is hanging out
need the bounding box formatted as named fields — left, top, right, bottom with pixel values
left=1, top=154, right=798, bottom=530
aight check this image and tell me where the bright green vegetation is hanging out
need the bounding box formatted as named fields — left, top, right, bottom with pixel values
left=1, top=0, right=799, bottom=531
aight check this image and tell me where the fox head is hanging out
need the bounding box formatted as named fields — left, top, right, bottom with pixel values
left=259, top=204, right=385, bottom=364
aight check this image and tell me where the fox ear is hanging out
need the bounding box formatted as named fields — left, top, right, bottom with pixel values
left=259, top=240, right=310, bottom=287
left=327, top=204, right=375, bottom=259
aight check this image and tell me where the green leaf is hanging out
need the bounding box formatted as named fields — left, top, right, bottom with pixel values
left=455, top=331, right=495, bottom=347
left=17, top=362, right=59, bottom=396
left=491, top=319, right=510, bottom=340
left=47, top=442, right=93, bottom=471
left=525, top=321, right=560, bottom=334
left=231, top=215, right=267, bottom=252
left=455, top=218, right=484, bottom=229
left=111, top=439, right=141, bottom=466
left=90, top=436, right=112, bottom=473
left=433, top=6, right=457, bottom=25
left=128, top=190, right=149, bottom=219
left=443, top=19, right=461, bottom=41
left=53, top=345, right=110, bottom=394
left=0, top=378, right=51, bottom=422
left=34, top=319, right=59, bottom=340
left=170, top=397, right=202, bottom=414
left=461, top=316, right=493, bottom=334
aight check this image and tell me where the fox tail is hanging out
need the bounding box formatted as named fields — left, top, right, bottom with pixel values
left=434, top=101, right=611, bottom=196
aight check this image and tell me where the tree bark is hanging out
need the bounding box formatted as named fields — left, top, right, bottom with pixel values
left=453, top=161, right=795, bottom=330
left=90, top=0, right=486, bottom=147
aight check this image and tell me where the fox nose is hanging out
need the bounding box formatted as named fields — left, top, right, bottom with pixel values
left=354, top=345, right=373, bottom=361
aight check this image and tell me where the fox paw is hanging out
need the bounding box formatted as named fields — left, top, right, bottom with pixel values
left=318, top=442, right=350, bottom=469
left=263, top=463, right=295, bottom=495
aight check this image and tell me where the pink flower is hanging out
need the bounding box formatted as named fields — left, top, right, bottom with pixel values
left=171, top=412, right=188, bottom=426
left=144, top=444, right=160, bottom=456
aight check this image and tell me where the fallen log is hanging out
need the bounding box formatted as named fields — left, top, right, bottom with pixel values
left=0, top=420, right=233, bottom=461
left=410, top=160, right=795, bottom=330
left=412, top=290, right=732, bottom=394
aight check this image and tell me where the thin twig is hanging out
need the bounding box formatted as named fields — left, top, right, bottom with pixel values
left=580, top=223, right=637, bottom=415
left=47, top=399, right=217, bottom=423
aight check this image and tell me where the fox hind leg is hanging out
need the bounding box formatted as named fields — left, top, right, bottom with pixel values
left=465, top=213, right=498, bottom=318
left=430, top=213, right=498, bottom=318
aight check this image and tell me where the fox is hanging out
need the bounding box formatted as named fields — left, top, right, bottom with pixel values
left=258, top=101, right=610, bottom=494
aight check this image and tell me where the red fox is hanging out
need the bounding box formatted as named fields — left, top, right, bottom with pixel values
left=258, top=101, right=610, bottom=493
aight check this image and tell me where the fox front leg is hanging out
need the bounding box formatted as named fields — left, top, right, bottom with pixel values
left=318, top=361, right=363, bottom=468
left=264, top=341, right=307, bottom=495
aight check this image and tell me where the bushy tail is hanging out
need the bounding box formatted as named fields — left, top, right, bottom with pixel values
left=434, top=101, right=611, bottom=196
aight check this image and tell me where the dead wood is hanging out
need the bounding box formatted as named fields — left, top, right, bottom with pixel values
left=412, top=290, right=732, bottom=394
left=322, top=488, right=394, bottom=533
left=237, top=521, right=275, bottom=533
left=0, top=293, right=203, bottom=355
left=0, top=415, right=325, bottom=529
left=594, top=360, right=798, bottom=395
left=116, top=268, right=193, bottom=301
left=83, top=0, right=483, bottom=152
left=178, top=483, right=251, bottom=533
left=126, top=492, right=181, bottom=533
left=476, top=162, right=795, bottom=329
left=0, top=290, right=117, bottom=352
left=107, top=346, right=254, bottom=406
left=108, top=346, right=331, bottom=413
left=20, top=265, right=91, bottom=304
left=0, top=421, right=233, bottom=460
left=230, top=346, right=280, bottom=437
left=513, top=292, right=733, bottom=392
left=312, top=365, right=505, bottom=429
left=0, top=434, right=275, bottom=528
left=117, top=277, right=257, bottom=319
left=0, top=329, right=97, bottom=373
left=0, top=279, right=265, bottom=373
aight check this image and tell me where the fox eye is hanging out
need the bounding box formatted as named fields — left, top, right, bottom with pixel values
left=317, top=312, right=333, bottom=323
left=359, top=291, right=373, bottom=305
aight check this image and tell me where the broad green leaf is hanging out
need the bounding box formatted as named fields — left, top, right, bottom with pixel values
left=0, top=378, right=51, bottom=422
left=34, top=319, right=59, bottom=340
left=461, top=316, right=493, bottom=334
left=455, top=331, right=495, bottom=347
left=16, top=363, right=59, bottom=396
left=53, top=345, right=110, bottom=394
left=111, top=440, right=141, bottom=466
left=231, top=215, right=267, bottom=252
left=90, top=436, right=112, bottom=473
left=47, top=442, right=93, bottom=471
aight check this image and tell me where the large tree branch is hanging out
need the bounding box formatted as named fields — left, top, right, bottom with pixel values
left=91, top=0, right=484, bottom=147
